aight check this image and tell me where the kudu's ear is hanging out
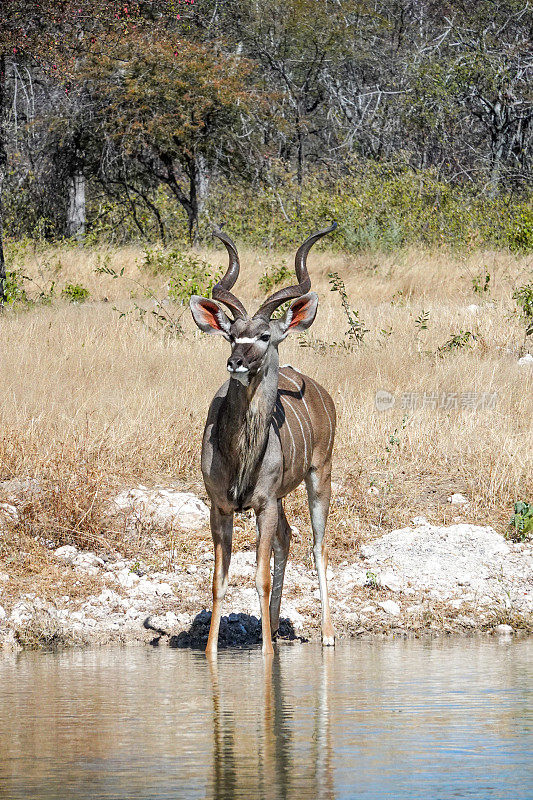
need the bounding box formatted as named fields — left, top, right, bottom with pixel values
left=190, top=296, right=232, bottom=337
left=276, top=292, right=318, bottom=339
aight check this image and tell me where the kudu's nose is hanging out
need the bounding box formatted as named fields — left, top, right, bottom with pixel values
left=227, top=354, right=247, bottom=373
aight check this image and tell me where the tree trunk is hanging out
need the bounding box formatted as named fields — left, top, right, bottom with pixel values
left=0, top=55, right=8, bottom=307
left=67, top=169, right=86, bottom=240
left=295, top=104, right=304, bottom=218
left=189, top=153, right=210, bottom=244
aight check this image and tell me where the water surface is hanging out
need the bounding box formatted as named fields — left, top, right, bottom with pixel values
left=0, top=638, right=531, bottom=799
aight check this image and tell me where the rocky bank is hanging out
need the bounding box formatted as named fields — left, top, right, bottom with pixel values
left=0, top=486, right=531, bottom=650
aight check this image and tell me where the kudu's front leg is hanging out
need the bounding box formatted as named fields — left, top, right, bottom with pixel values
left=206, top=506, right=233, bottom=656
left=255, top=501, right=278, bottom=655
left=269, top=500, right=291, bottom=638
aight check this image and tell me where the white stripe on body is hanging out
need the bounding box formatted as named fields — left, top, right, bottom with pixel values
left=307, top=376, right=334, bottom=454
left=283, top=396, right=309, bottom=470
left=282, top=371, right=314, bottom=446
left=276, top=398, right=295, bottom=470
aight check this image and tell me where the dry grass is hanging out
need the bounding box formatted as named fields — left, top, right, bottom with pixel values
left=0, top=242, right=532, bottom=574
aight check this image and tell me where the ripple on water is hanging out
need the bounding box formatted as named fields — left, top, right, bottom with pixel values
left=0, top=637, right=531, bottom=800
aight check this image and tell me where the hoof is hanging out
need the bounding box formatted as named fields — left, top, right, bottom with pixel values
left=322, top=634, right=335, bottom=647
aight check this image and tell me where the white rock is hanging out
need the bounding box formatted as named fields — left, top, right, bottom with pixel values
left=54, top=545, right=78, bottom=564
left=135, top=578, right=158, bottom=595
left=0, top=604, right=6, bottom=621
left=164, top=611, right=179, bottom=626
left=125, top=606, right=143, bottom=619
left=230, top=551, right=256, bottom=578
left=379, top=600, right=401, bottom=616
left=367, top=486, right=379, bottom=495
left=466, top=304, right=480, bottom=314
left=345, top=612, right=360, bottom=625
left=10, top=602, right=33, bottom=625
left=448, top=493, right=469, bottom=505
left=494, top=624, right=514, bottom=635
left=0, top=502, right=19, bottom=524
left=379, top=571, right=402, bottom=592
left=112, top=488, right=209, bottom=530
left=359, top=524, right=523, bottom=606
left=75, top=565, right=99, bottom=578
left=186, top=564, right=197, bottom=574
left=73, top=552, right=104, bottom=569
left=116, top=568, right=139, bottom=589
left=411, top=516, right=430, bottom=526
left=283, top=604, right=305, bottom=631
left=155, top=582, right=173, bottom=597
left=0, top=572, right=9, bottom=582
left=518, top=354, right=533, bottom=366
left=96, top=589, right=122, bottom=605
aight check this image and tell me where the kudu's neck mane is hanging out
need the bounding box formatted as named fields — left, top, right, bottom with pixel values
left=218, top=350, right=279, bottom=508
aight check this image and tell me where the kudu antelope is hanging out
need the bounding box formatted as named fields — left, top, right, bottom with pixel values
left=190, top=224, right=337, bottom=655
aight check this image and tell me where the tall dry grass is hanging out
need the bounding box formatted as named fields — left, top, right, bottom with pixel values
left=0, top=243, right=531, bottom=566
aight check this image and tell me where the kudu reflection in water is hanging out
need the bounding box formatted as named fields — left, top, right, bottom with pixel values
left=207, top=651, right=335, bottom=800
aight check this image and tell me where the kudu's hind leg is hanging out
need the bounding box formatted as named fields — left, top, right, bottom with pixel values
left=206, top=506, right=233, bottom=656
left=269, top=500, right=292, bottom=638
left=305, top=467, right=336, bottom=646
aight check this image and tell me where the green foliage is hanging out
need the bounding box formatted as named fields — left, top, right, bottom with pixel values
left=140, top=245, right=219, bottom=303
left=437, top=330, right=476, bottom=355
left=512, top=283, right=533, bottom=336
left=365, top=571, right=379, bottom=589
left=201, top=162, right=533, bottom=254
left=61, top=283, right=90, bottom=303
left=95, top=257, right=186, bottom=337
left=508, top=502, right=533, bottom=542
left=3, top=270, right=27, bottom=304
left=472, top=273, right=491, bottom=294
left=328, top=271, right=369, bottom=345
left=259, top=261, right=291, bottom=294
left=385, top=415, right=409, bottom=453
left=6, top=163, right=533, bottom=253
left=415, top=310, right=430, bottom=332
left=508, top=207, right=533, bottom=252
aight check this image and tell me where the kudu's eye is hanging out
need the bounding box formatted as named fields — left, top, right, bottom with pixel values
left=260, top=333, right=270, bottom=342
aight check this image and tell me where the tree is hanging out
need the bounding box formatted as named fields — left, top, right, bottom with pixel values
left=0, top=0, right=187, bottom=297
left=82, top=33, right=260, bottom=240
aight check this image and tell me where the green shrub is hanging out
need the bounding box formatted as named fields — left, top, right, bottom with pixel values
left=437, top=330, right=476, bottom=355
left=142, top=246, right=218, bottom=304
left=5, top=160, right=533, bottom=253
left=258, top=261, right=291, bottom=294
left=513, top=283, right=533, bottom=336
left=3, top=270, right=27, bottom=304
left=61, top=283, right=90, bottom=303
left=508, top=501, right=533, bottom=542
left=508, top=207, right=533, bottom=253
left=472, top=273, right=491, bottom=294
